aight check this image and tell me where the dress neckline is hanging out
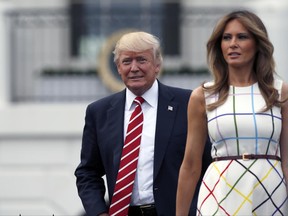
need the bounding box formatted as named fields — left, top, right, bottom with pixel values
left=230, top=82, right=258, bottom=88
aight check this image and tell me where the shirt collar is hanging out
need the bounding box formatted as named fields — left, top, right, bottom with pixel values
left=126, top=80, right=158, bottom=110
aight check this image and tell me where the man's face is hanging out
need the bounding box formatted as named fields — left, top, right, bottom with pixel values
left=117, top=49, right=160, bottom=96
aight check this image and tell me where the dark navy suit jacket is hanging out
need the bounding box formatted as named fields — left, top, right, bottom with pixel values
left=75, top=80, right=211, bottom=216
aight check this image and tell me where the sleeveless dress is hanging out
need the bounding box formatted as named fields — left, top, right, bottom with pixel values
left=197, top=80, right=288, bottom=215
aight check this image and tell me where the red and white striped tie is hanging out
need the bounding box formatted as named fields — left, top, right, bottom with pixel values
left=109, top=96, right=145, bottom=216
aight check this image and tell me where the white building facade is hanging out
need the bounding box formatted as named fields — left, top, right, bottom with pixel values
left=0, top=0, right=287, bottom=215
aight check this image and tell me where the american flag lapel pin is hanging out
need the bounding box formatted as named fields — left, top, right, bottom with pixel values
left=168, top=105, right=173, bottom=111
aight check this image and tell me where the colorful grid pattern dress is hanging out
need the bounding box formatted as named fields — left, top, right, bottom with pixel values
left=197, top=80, right=288, bottom=215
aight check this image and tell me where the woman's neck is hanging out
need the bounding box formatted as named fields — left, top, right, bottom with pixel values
left=228, top=68, right=256, bottom=87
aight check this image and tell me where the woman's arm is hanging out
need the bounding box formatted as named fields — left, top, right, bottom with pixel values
left=280, top=82, right=288, bottom=194
left=176, top=86, right=208, bottom=215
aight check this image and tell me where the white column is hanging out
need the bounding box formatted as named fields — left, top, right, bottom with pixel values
left=266, top=6, right=288, bottom=82
left=249, top=0, right=288, bottom=82
left=0, top=1, right=13, bottom=108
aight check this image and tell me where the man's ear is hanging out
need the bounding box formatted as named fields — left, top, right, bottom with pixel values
left=155, top=63, right=161, bottom=75
left=116, top=64, right=121, bottom=75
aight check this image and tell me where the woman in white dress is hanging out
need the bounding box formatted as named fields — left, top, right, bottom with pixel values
left=176, top=10, right=288, bottom=215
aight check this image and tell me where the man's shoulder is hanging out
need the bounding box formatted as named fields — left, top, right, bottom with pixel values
left=159, top=83, right=192, bottom=101
left=87, top=91, right=124, bottom=109
left=159, top=81, right=191, bottom=94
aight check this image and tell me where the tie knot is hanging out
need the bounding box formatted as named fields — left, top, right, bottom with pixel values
left=134, top=96, right=144, bottom=105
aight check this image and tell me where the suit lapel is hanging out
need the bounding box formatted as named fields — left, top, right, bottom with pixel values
left=154, top=82, right=178, bottom=178
left=106, top=91, right=126, bottom=174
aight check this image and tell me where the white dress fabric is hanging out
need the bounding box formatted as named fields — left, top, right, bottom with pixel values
left=197, top=80, right=288, bottom=215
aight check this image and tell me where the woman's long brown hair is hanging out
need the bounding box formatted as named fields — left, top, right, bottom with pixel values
left=204, top=10, right=284, bottom=112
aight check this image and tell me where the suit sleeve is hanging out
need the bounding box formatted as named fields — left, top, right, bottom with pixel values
left=75, top=104, right=108, bottom=216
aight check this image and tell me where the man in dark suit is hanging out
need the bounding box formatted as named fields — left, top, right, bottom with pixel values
left=75, top=31, right=211, bottom=216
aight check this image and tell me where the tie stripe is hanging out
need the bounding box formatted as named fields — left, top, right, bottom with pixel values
left=121, top=145, right=140, bottom=162
left=109, top=96, right=144, bottom=216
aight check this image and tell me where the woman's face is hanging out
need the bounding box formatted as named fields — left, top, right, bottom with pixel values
left=221, top=19, right=257, bottom=70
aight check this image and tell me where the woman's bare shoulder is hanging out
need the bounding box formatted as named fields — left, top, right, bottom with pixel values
left=188, top=86, right=206, bottom=113
left=282, top=81, right=288, bottom=94
left=191, top=86, right=205, bottom=101
left=281, top=81, right=288, bottom=106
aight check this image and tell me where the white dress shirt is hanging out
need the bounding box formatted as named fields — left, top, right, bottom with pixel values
left=124, top=80, right=158, bottom=205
